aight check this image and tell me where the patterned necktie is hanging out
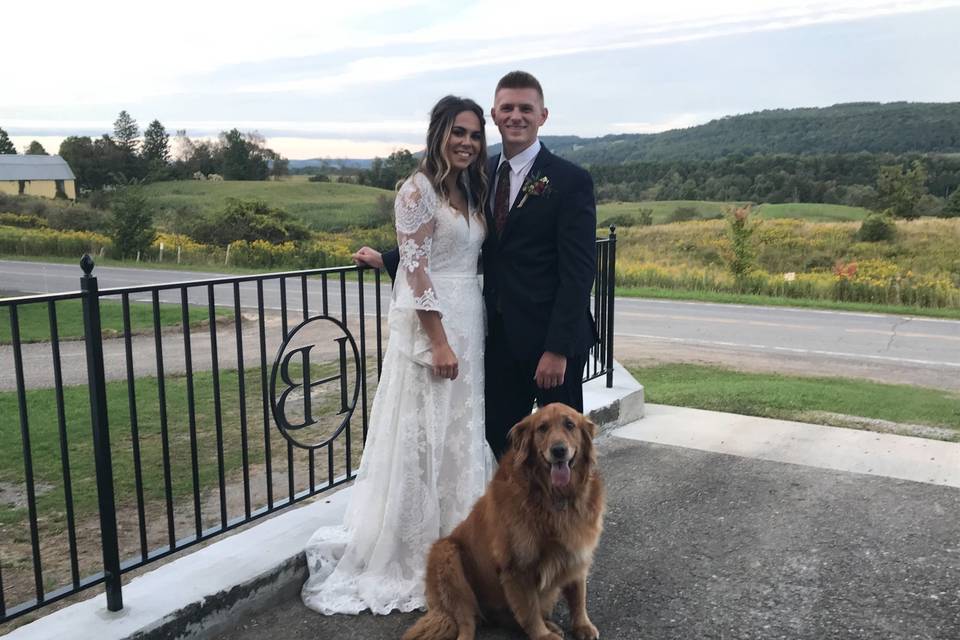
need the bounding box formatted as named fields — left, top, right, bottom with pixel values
left=493, top=161, right=511, bottom=237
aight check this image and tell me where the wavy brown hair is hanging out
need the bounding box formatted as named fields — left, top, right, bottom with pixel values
left=415, top=95, right=488, bottom=218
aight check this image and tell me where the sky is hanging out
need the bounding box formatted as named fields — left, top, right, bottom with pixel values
left=4, top=0, right=960, bottom=159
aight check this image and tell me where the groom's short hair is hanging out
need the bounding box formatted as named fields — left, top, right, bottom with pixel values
left=495, top=71, right=544, bottom=101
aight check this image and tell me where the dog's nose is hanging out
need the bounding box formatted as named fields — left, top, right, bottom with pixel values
left=550, top=443, right=568, bottom=460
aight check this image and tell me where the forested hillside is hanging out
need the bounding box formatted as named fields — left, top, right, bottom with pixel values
left=590, top=152, right=960, bottom=206
left=496, top=102, right=960, bottom=164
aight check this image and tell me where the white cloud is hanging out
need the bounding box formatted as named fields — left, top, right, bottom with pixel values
left=7, top=0, right=958, bottom=107
left=232, top=0, right=960, bottom=96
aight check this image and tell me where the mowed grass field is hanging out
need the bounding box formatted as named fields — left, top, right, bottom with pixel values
left=597, top=200, right=870, bottom=225
left=141, top=176, right=395, bottom=231
left=141, top=178, right=870, bottom=232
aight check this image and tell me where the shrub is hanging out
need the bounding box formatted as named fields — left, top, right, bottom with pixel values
left=190, top=199, right=310, bottom=246
left=856, top=212, right=897, bottom=242
left=86, top=189, right=111, bottom=210
left=724, top=206, right=756, bottom=286
left=371, top=194, right=395, bottom=227
left=0, top=213, right=48, bottom=229
left=668, top=206, right=700, bottom=223
left=0, top=225, right=110, bottom=257
left=308, top=174, right=331, bottom=182
left=599, top=213, right=640, bottom=228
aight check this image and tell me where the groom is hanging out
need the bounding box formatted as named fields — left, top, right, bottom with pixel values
left=355, top=71, right=597, bottom=458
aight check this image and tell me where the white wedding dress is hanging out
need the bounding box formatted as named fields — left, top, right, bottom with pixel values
left=302, top=171, right=496, bottom=615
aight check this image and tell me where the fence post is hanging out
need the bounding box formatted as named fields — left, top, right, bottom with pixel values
left=80, top=255, right=123, bottom=611
left=605, top=226, right=617, bottom=388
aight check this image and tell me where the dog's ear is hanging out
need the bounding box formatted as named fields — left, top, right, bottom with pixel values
left=579, top=415, right=599, bottom=468
left=507, top=415, right=535, bottom=467
left=584, top=417, right=597, bottom=440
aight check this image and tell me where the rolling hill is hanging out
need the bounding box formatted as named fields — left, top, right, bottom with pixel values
left=488, top=102, right=960, bottom=165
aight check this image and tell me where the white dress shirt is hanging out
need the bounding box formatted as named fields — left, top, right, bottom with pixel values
left=493, top=139, right=542, bottom=210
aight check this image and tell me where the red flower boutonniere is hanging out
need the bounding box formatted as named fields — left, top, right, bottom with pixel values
left=518, top=173, right=551, bottom=208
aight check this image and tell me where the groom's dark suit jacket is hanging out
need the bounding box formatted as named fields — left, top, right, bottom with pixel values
left=383, top=144, right=598, bottom=361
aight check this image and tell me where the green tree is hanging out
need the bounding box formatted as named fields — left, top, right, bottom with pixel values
left=25, top=140, right=48, bottom=155
left=875, top=160, right=929, bottom=219
left=141, top=120, right=169, bottom=163
left=113, top=110, right=139, bottom=154
left=221, top=129, right=250, bottom=180
left=268, top=152, right=290, bottom=180
left=0, top=127, right=16, bottom=154
left=109, top=188, right=156, bottom=259
left=945, top=189, right=960, bottom=218
left=360, top=149, right=417, bottom=189
left=59, top=136, right=96, bottom=189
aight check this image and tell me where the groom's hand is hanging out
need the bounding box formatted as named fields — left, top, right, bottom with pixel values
left=535, top=351, right=567, bottom=389
left=352, top=246, right=384, bottom=270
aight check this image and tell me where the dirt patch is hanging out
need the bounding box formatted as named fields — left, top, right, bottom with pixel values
left=0, top=481, right=53, bottom=509
left=794, top=411, right=959, bottom=442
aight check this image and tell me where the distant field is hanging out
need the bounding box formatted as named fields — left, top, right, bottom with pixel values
left=141, top=177, right=395, bottom=231
left=597, top=200, right=869, bottom=225
left=754, top=202, right=870, bottom=221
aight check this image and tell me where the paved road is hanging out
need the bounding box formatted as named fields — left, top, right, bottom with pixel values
left=3, top=260, right=959, bottom=389
left=213, top=435, right=960, bottom=640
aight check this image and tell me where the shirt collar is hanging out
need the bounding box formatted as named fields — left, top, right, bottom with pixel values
left=498, top=139, right=541, bottom=174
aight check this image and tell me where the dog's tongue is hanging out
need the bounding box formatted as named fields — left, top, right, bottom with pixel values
left=551, top=461, right=571, bottom=487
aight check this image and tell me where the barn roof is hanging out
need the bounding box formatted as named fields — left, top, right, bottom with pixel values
left=0, top=155, right=76, bottom=181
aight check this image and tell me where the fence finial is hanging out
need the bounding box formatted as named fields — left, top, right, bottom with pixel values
left=81, top=254, right=95, bottom=276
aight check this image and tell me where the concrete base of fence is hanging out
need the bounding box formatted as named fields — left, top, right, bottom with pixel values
left=6, top=363, right=643, bottom=640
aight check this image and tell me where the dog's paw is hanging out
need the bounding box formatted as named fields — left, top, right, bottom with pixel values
left=544, top=619, right=564, bottom=636
left=571, top=621, right=599, bottom=640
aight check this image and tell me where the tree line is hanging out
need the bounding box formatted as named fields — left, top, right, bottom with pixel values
left=0, top=113, right=289, bottom=192
left=540, top=102, right=960, bottom=165
left=588, top=152, right=960, bottom=216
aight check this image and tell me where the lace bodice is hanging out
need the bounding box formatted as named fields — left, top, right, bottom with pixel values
left=393, top=172, right=486, bottom=315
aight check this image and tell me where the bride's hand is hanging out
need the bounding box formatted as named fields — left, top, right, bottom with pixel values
left=431, top=342, right=459, bottom=380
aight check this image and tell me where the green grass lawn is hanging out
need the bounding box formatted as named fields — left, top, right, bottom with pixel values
left=597, top=200, right=869, bottom=225
left=0, top=298, right=228, bottom=344
left=616, top=286, right=960, bottom=320
left=627, top=363, right=960, bottom=440
left=0, top=359, right=360, bottom=526
left=141, top=177, right=395, bottom=231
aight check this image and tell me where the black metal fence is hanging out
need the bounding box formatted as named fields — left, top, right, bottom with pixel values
left=0, top=230, right=615, bottom=625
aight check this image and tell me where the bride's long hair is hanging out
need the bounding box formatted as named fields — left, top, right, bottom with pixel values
left=414, top=95, right=488, bottom=217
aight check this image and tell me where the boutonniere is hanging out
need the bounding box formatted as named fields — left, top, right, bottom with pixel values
left=518, top=173, right=551, bottom=208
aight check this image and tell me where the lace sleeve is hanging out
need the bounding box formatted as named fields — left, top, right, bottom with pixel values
left=393, top=174, right=442, bottom=315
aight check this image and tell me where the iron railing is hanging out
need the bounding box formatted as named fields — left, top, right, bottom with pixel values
left=0, top=230, right=615, bottom=624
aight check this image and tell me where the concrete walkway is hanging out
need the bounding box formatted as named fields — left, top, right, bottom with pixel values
left=8, top=401, right=960, bottom=639
left=211, top=412, right=960, bottom=640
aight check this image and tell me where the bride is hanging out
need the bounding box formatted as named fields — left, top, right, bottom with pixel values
left=301, top=96, right=496, bottom=615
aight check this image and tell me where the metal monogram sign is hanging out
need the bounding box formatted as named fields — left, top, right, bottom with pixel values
left=270, top=315, right=360, bottom=449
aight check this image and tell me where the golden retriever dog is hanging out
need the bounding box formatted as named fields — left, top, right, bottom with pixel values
left=403, top=403, right=605, bottom=640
